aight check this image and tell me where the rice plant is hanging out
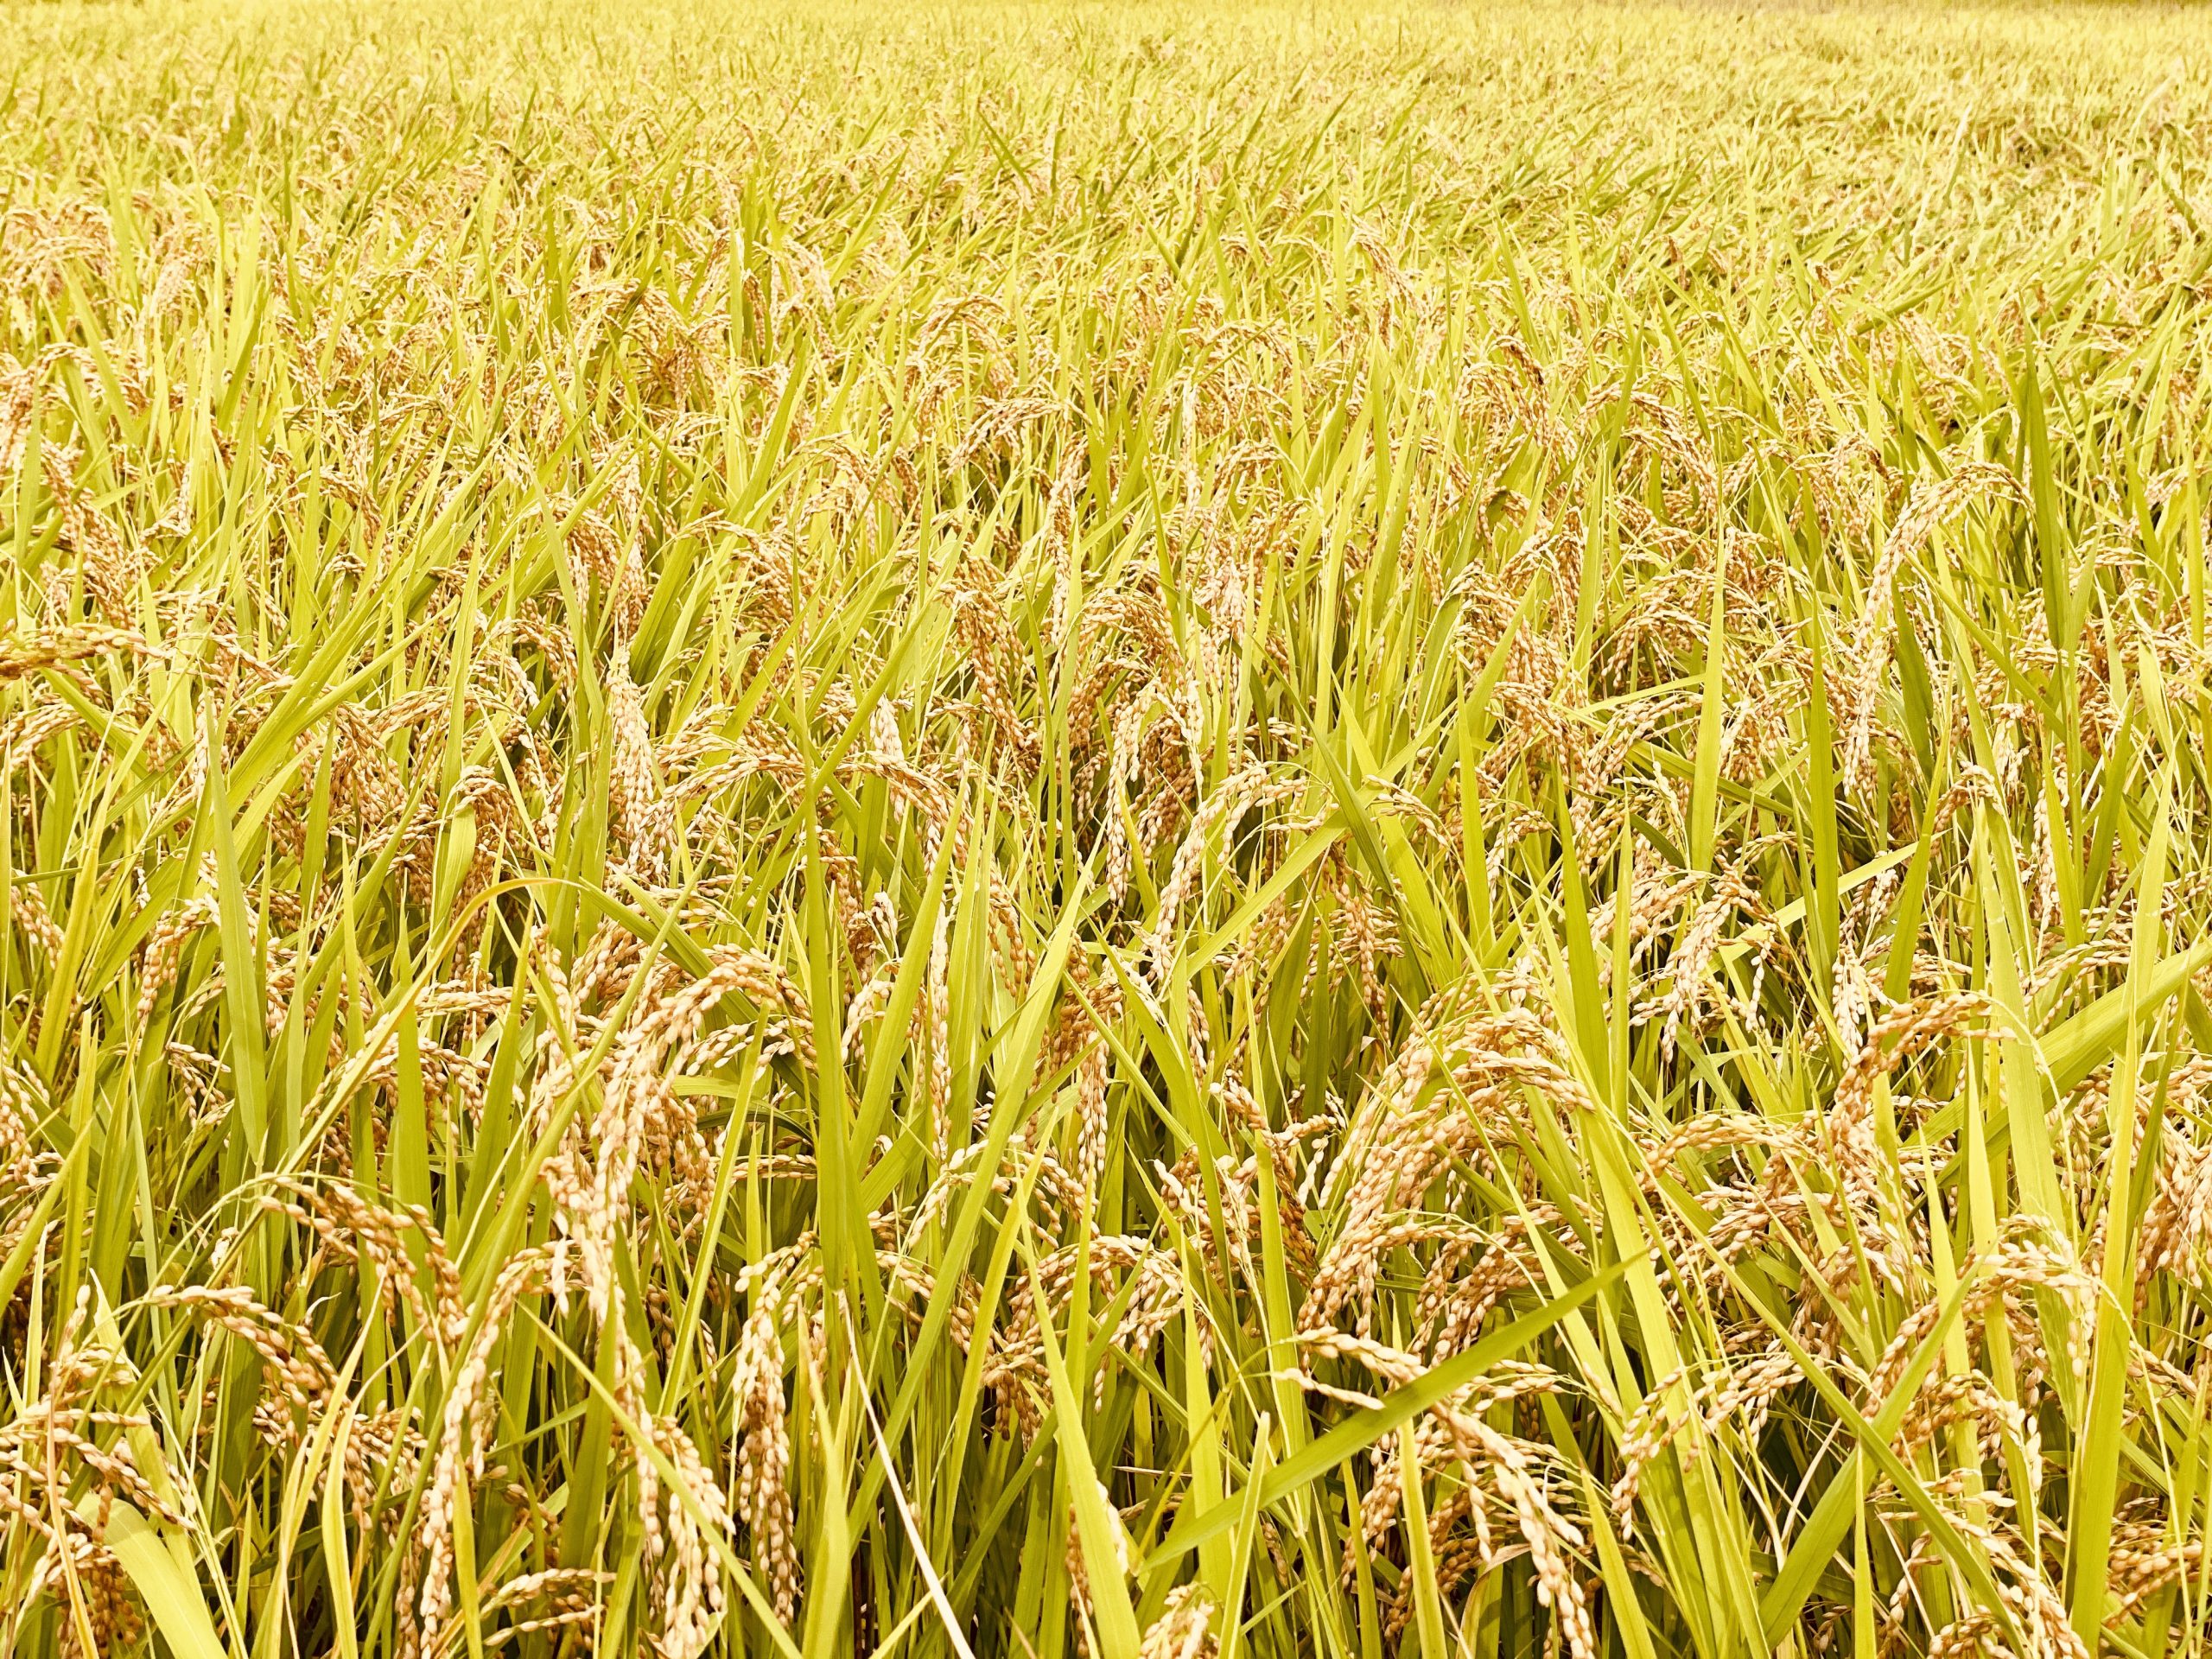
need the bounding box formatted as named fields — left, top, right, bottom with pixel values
left=6, top=2, right=2212, bottom=1656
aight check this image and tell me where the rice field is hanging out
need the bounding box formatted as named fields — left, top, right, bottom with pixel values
left=7, top=0, right=2212, bottom=1654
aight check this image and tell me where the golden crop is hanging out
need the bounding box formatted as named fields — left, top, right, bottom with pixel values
left=6, top=2, right=2212, bottom=1656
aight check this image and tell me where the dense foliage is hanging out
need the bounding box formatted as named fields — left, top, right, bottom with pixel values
left=7, top=3, right=2212, bottom=1656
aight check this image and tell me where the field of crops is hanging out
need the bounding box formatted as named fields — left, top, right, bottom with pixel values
left=7, top=1, right=2212, bottom=1655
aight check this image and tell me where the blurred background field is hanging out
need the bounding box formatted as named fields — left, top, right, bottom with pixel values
left=7, top=2, right=2212, bottom=1656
